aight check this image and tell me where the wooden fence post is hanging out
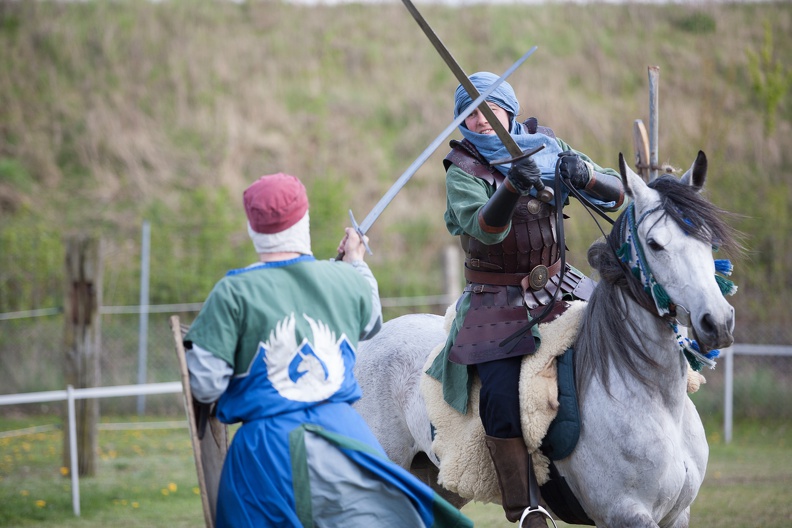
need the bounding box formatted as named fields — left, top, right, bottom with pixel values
left=62, top=234, right=103, bottom=477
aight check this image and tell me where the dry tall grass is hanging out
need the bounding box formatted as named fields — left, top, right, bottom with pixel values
left=0, top=0, right=790, bottom=336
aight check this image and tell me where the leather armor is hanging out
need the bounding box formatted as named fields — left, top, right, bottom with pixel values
left=444, top=121, right=595, bottom=365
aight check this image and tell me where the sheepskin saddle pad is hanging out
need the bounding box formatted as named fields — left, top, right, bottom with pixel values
left=420, top=300, right=586, bottom=503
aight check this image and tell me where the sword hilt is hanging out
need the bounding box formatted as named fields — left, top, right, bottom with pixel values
left=334, top=209, right=373, bottom=261
left=348, top=209, right=373, bottom=255
left=490, top=145, right=554, bottom=203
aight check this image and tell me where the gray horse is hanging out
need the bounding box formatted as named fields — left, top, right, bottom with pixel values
left=355, top=152, right=739, bottom=527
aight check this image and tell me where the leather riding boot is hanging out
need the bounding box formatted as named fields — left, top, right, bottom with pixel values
left=484, top=435, right=548, bottom=526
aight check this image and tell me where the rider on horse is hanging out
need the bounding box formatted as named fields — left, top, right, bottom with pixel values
left=425, top=72, right=625, bottom=526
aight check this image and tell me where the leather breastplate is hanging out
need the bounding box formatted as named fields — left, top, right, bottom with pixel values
left=445, top=135, right=595, bottom=365
left=463, top=195, right=559, bottom=274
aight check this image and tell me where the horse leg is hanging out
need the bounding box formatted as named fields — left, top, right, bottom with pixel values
left=664, top=507, right=690, bottom=528
left=409, top=452, right=469, bottom=509
left=600, top=504, right=661, bottom=528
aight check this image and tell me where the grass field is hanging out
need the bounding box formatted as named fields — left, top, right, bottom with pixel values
left=0, top=415, right=789, bottom=527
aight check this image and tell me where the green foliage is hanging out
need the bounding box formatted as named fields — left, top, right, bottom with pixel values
left=145, top=187, right=250, bottom=304
left=0, top=215, right=63, bottom=312
left=306, top=173, right=349, bottom=260
left=675, top=11, right=717, bottom=34
left=746, top=20, right=792, bottom=137
left=0, top=158, right=33, bottom=193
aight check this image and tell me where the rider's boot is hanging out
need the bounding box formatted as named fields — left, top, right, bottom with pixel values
left=484, top=435, right=547, bottom=527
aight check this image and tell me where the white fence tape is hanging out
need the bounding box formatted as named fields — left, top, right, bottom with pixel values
left=0, top=382, right=182, bottom=516
left=2, top=344, right=792, bottom=516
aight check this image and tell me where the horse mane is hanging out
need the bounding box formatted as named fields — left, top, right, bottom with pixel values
left=575, top=175, right=742, bottom=396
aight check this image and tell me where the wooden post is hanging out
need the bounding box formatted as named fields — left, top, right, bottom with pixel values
left=648, top=66, right=660, bottom=181
left=62, top=234, right=102, bottom=477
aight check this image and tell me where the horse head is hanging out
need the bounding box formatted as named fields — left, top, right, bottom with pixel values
left=617, top=151, right=736, bottom=351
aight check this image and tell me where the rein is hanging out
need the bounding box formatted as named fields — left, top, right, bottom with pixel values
left=499, top=162, right=621, bottom=349
left=498, top=158, right=569, bottom=350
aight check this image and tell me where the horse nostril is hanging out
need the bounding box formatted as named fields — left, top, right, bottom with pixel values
left=700, top=313, right=716, bottom=337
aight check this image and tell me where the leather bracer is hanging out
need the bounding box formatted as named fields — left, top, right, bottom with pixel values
left=478, top=180, right=520, bottom=234
left=585, top=171, right=625, bottom=209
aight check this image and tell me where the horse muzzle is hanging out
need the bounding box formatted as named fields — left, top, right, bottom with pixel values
left=695, top=305, right=735, bottom=350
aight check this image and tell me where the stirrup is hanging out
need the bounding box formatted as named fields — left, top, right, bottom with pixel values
left=519, top=505, right=559, bottom=528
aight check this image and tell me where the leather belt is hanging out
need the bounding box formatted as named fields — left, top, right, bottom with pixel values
left=464, top=259, right=562, bottom=290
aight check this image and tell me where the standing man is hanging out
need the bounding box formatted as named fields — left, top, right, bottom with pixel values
left=185, top=173, right=471, bottom=527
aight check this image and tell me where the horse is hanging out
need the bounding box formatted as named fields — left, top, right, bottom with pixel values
left=353, top=151, right=740, bottom=527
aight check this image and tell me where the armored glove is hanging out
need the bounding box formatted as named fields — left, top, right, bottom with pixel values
left=558, top=151, right=593, bottom=189
left=507, top=155, right=542, bottom=195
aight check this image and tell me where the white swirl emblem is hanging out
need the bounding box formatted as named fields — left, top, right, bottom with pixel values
left=263, top=314, right=346, bottom=402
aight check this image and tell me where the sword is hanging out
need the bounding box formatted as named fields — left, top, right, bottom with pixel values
left=401, top=0, right=553, bottom=203
left=336, top=46, right=537, bottom=260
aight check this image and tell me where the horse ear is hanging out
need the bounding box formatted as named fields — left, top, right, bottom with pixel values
left=679, top=150, right=707, bottom=191
left=618, top=152, right=648, bottom=201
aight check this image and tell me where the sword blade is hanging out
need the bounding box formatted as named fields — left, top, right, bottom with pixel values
left=357, top=46, right=537, bottom=235
left=401, top=0, right=522, bottom=158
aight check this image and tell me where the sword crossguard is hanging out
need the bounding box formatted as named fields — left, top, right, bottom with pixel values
left=348, top=209, right=373, bottom=256
left=489, top=145, right=554, bottom=203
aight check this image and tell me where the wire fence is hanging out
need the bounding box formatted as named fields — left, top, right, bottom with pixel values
left=2, top=302, right=791, bottom=423
left=0, top=292, right=462, bottom=416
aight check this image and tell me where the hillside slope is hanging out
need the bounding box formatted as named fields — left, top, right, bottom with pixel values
left=0, top=1, right=790, bottom=338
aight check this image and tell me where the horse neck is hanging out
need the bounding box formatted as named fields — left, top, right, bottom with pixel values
left=578, top=280, right=689, bottom=407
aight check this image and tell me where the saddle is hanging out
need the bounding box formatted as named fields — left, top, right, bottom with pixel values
left=421, top=301, right=586, bottom=502
left=421, top=303, right=708, bottom=525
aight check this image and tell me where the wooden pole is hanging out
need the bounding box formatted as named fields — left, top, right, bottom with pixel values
left=62, top=234, right=102, bottom=477
left=648, top=66, right=660, bottom=181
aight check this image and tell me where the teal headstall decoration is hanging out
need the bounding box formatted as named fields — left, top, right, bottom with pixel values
left=621, top=203, right=673, bottom=317
left=619, top=203, right=738, bottom=371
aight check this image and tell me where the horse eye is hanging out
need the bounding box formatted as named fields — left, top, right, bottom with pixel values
left=646, top=238, right=664, bottom=251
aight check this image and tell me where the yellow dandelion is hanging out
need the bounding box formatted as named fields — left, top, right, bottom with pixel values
left=60, top=466, right=69, bottom=476
left=168, top=482, right=177, bottom=492
left=192, top=487, right=200, bottom=495
left=121, top=499, right=128, bottom=505
left=161, top=489, right=170, bottom=496
left=108, top=450, right=118, bottom=459
left=132, top=502, right=139, bottom=508
left=35, top=500, right=46, bottom=508
left=20, top=490, right=29, bottom=497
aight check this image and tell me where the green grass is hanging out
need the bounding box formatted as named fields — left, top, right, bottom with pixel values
left=0, top=417, right=203, bottom=528
left=1, top=416, right=790, bottom=527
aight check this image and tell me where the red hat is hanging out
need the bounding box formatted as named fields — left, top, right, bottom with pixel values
left=243, top=173, right=309, bottom=234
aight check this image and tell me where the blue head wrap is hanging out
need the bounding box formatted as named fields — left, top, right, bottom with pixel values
left=454, top=72, right=520, bottom=127
left=452, top=72, right=563, bottom=181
